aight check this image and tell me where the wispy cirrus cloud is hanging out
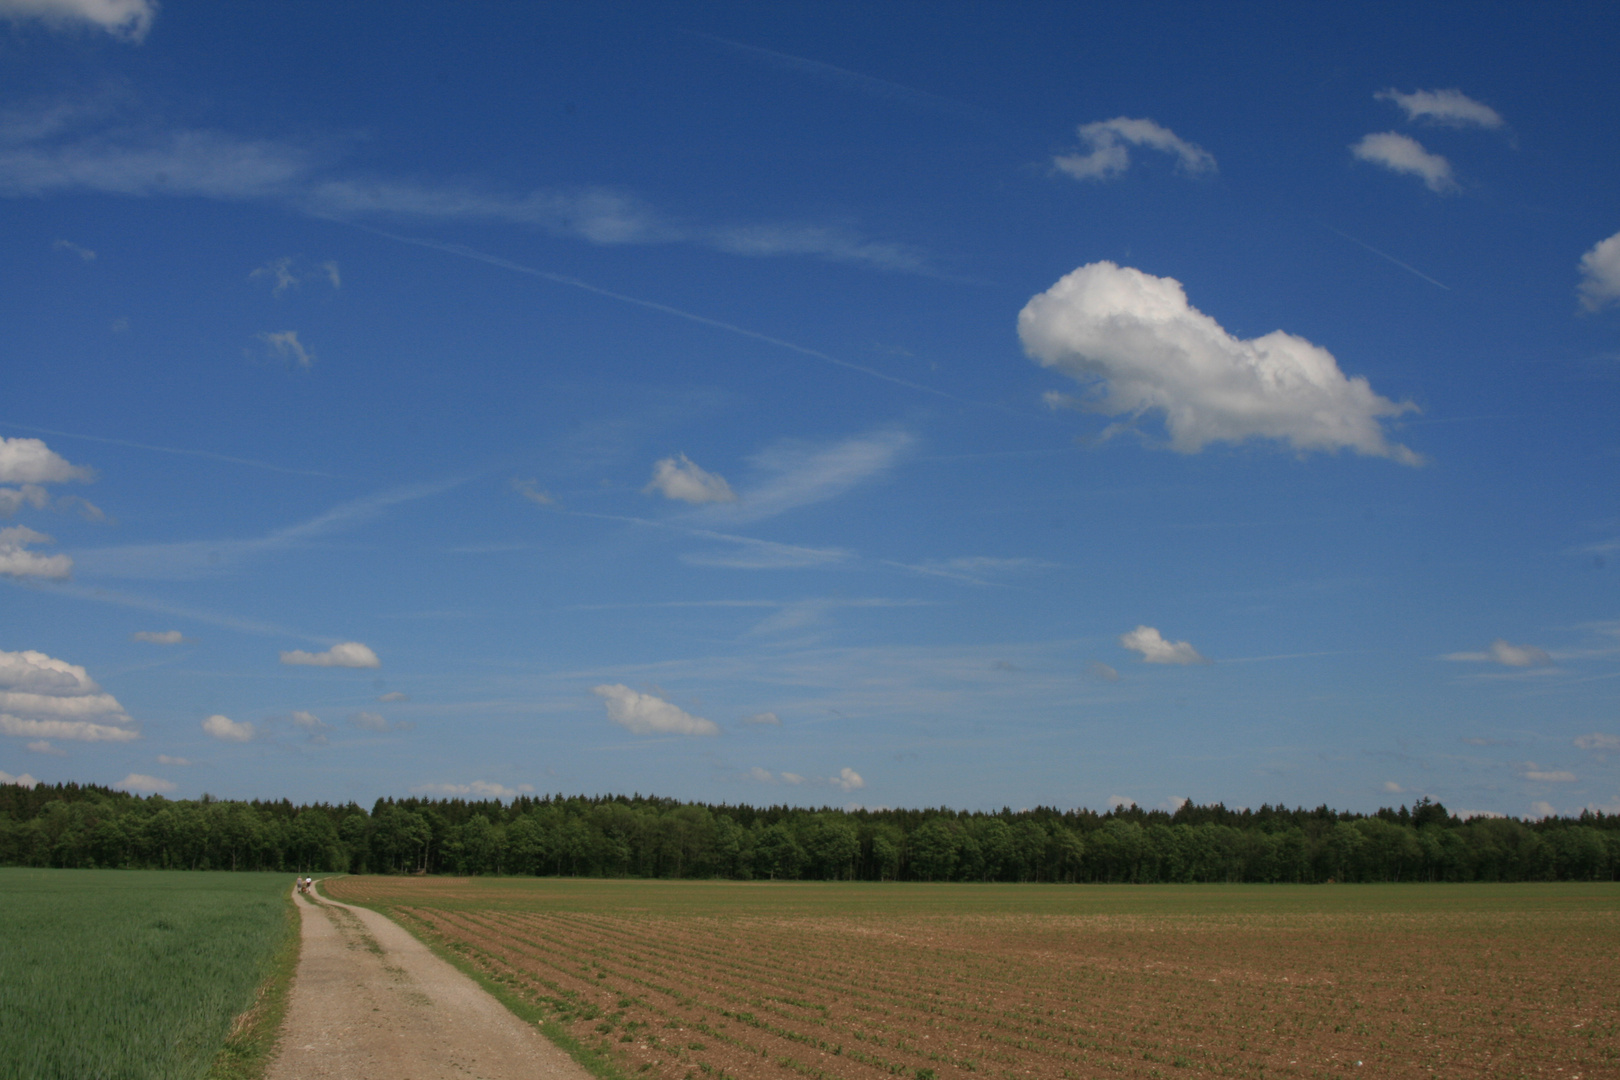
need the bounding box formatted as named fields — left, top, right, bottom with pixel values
left=705, top=430, right=913, bottom=523
left=0, top=0, right=156, bottom=42
left=1443, top=639, right=1552, bottom=667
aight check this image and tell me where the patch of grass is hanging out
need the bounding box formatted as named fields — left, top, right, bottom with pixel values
left=206, top=890, right=301, bottom=1080
left=0, top=868, right=295, bottom=1080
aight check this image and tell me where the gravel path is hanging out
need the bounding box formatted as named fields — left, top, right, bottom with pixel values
left=267, top=885, right=594, bottom=1080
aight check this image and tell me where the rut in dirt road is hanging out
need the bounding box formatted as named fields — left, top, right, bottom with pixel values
left=267, top=887, right=594, bottom=1080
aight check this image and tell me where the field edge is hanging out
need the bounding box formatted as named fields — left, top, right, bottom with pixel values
left=205, top=885, right=302, bottom=1080
left=322, top=880, right=634, bottom=1080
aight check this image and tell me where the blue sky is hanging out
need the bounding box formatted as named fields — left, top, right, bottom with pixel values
left=2, top=1, right=1617, bottom=818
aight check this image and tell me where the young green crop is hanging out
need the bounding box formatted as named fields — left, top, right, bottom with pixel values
left=0, top=868, right=294, bottom=1080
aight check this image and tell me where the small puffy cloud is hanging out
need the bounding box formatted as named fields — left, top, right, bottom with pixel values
left=1382, top=780, right=1405, bottom=793
left=116, top=772, right=175, bottom=793
left=410, top=780, right=533, bottom=799
left=53, top=238, right=95, bottom=261
left=780, top=772, right=807, bottom=785
left=131, top=630, right=185, bottom=644
left=250, top=255, right=339, bottom=297
left=27, top=740, right=64, bottom=754
left=291, top=710, right=327, bottom=730
left=0, top=526, right=72, bottom=578
left=1443, top=639, right=1552, bottom=667
left=350, top=710, right=388, bottom=732
left=1523, top=766, right=1577, bottom=783
left=592, top=684, right=718, bottom=736
left=280, top=642, right=380, bottom=668
left=257, top=330, right=314, bottom=368
left=1088, top=661, right=1120, bottom=682
left=1055, top=117, right=1215, bottom=181
left=0, top=0, right=155, bottom=41
left=834, top=766, right=865, bottom=792
left=742, top=711, right=781, bottom=726
left=0, top=770, right=39, bottom=788
left=201, top=714, right=253, bottom=742
left=1529, top=800, right=1556, bottom=819
left=0, top=438, right=94, bottom=484
left=644, top=454, right=737, bottom=504
left=511, top=478, right=554, bottom=506
left=1576, top=229, right=1620, bottom=313
left=1019, top=262, right=1419, bottom=463
left=1574, top=733, right=1620, bottom=752
left=748, top=766, right=774, bottom=783
left=1107, top=795, right=1137, bottom=809
left=1376, top=88, right=1504, bottom=129
left=1351, top=132, right=1457, bottom=193
left=1119, top=626, right=1208, bottom=665
left=0, top=648, right=137, bottom=742
left=377, top=691, right=408, bottom=702
left=156, top=754, right=190, bottom=765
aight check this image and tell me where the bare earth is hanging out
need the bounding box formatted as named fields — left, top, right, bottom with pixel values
left=266, top=886, right=594, bottom=1080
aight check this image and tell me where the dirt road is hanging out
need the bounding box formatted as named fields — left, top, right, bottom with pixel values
left=267, top=886, right=593, bottom=1080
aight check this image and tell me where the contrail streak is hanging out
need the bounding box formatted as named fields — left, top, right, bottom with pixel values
left=0, top=422, right=341, bottom=478
left=1326, top=227, right=1451, bottom=291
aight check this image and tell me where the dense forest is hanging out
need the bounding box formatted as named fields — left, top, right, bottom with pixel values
left=3, top=782, right=1617, bottom=883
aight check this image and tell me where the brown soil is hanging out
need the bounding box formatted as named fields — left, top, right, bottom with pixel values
left=265, top=887, right=595, bottom=1080
left=325, top=879, right=1620, bottom=1080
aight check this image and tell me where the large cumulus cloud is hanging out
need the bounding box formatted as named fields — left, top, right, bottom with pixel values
left=1018, top=262, right=1420, bottom=463
left=0, top=648, right=139, bottom=742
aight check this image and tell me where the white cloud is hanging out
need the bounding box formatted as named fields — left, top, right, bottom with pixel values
left=250, top=256, right=341, bottom=296
left=0, top=484, right=50, bottom=516
left=155, top=754, right=189, bottom=765
left=1376, top=88, right=1504, bottom=129
left=27, top=740, right=64, bottom=754
left=1523, top=766, right=1577, bottom=783
left=0, top=770, right=39, bottom=787
left=1088, top=661, right=1121, bottom=682
left=1529, top=800, right=1556, bottom=819
left=1382, top=780, right=1405, bottom=793
left=717, top=430, right=912, bottom=522
left=680, top=536, right=853, bottom=570
left=0, top=0, right=155, bottom=41
left=0, top=716, right=137, bottom=741
left=131, top=630, right=185, bottom=644
left=834, top=766, right=865, bottom=791
left=0, top=128, right=310, bottom=201
left=742, top=711, right=781, bottom=725
left=116, top=772, right=175, bottom=793
left=1576, top=229, right=1620, bottom=313
left=1120, top=625, right=1208, bottom=665
left=780, top=771, right=807, bottom=785
left=644, top=454, right=737, bottom=504
left=409, top=780, right=534, bottom=800
left=1574, top=733, right=1620, bottom=752
left=748, top=766, right=774, bottom=783
left=1054, top=117, right=1215, bottom=181
left=349, top=710, right=393, bottom=732
left=1107, top=795, right=1137, bottom=809
left=53, top=237, right=95, bottom=260
left=1351, top=132, right=1457, bottom=193
left=280, top=642, right=380, bottom=668
left=511, top=478, right=554, bottom=506
left=592, top=684, right=718, bottom=736
left=201, top=714, right=253, bottom=742
left=0, top=648, right=137, bottom=742
left=291, top=710, right=327, bottom=730
left=0, top=526, right=71, bottom=578
left=257, top=329, right=313, bottom=369
left=1019, top=262, right=1419, bottom=463
left=377, top=691, right=408, bottom=702
left=1443, top=639, right=1552, bottom=666
left=0, top=438, right=94, bottom=484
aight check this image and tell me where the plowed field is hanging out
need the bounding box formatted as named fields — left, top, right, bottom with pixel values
left=324, top=878, right=1619, bottom=1080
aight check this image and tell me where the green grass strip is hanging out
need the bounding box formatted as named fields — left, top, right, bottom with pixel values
left=328, top=882, right=633, bottom=1080
left=205, top=888, right=301, bottom=1080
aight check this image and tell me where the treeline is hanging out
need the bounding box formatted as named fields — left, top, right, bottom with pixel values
left=3, top=782, right=1618, bottom=883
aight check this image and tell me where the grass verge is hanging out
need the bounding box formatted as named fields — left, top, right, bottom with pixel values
left=204, top=886, right=301, bottom=1080
left=322, top=884, right=631, bottom=1080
